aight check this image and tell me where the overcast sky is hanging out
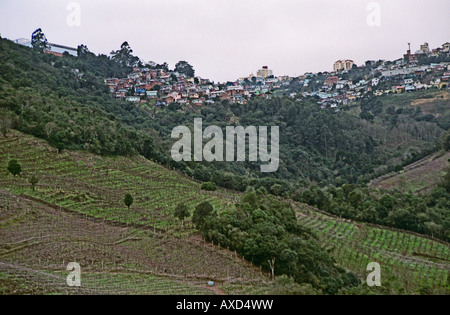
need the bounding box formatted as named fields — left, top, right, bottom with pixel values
left=1, top=0, right=449, bottom=82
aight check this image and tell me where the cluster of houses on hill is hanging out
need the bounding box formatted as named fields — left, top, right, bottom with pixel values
left=11, top=36, right=448, bottom=110
left=306, top=62, right=449, bottom=109
left=105, top=42, right=450, bottom=109
left=105, top=65, right=288, bottom=107
left=311, top=42, right=450, bottom=108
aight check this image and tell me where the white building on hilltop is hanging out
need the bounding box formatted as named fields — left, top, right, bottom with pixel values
left=13, top=38, right=77, bottom=57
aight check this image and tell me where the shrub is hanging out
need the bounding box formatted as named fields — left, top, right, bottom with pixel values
left=7, top=159, right=21, bottom=176
left=124, top=193, right=134, bottom=209
left=394, top=165, right=404, bottom=172
left=174, top=203, right=191, bottom=226
left=29, top=175, right=39, bottom=191
left=201, top=182, right=217, bottom=191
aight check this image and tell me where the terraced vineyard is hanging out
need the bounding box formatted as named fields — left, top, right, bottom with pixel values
left=0, top=188, right=271, bottom=295
left=0, top=130, right=449, bottom=294
left=0, top=131, right=268, bottom=294
left=0, top=263, right=216, bottom=295
left=292, top=203, right=449, bottom=292
left=0, top=130, right=239, bottom=235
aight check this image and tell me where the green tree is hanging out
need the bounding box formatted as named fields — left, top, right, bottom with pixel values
left=193, top=167, right=211, bottom=182
left=7, top=159, right=21, bottom=177
left=174, top=203, right=191, bottom=227
left=270, top=184, right=283, bottom=196
left=394, top=165, right=404, bottom=172
left=442, top=168, right=450, bottom=193
left=155, top=62, right=169, bottom=72
left=110, top=42, right=141, bottom=69
left=77, top=44, right=93, bottom=59
left=31, top=28, right=49, bottom=53
left=174, top=61, right=195, bottom=78
left=348, top=189, right=365, bottom=209
left=29, top=175, right=39, bottom=191
left=55, top=142, right=65, bottom=154
left=170, top=74, right=178, bottom=82
left=201, top=182, right=217, bottom=191
left=124, top=193, right=134, bottom=210
left=0, top=113, right=12, bottom=137
left=442, top=130, right=450, bottom=151
left=193, top=201, right=214, bottom=230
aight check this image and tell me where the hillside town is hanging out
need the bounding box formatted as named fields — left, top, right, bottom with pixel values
left=104, top=42, right=450, bottom=109
left=13, top=37, right=449, bottom=109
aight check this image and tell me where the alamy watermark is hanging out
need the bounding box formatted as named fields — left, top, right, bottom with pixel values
left=366, top=262, right=381, bottom=287
left=67, top=2, right=81, bottom=27
left=66, top=262, right=81, bottom=287
left=171, top=118, right=280, bottom=173
left=367, top=2, right=381, bottom=27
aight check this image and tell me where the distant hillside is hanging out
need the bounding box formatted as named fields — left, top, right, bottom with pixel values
left=371, top=151, right=450, bottom=193
left=1, top=37, right=448, bottom=194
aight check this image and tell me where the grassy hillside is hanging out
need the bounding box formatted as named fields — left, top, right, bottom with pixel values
left=1, top=130, right=448, bottom=294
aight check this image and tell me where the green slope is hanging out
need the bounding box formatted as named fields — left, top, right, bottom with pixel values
left=291, top=202, right=449, bottom=293
left=1, top=131, right=448, bottom=294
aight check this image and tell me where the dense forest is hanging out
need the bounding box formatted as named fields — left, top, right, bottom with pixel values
left=1, top=36, right=449, bottom=242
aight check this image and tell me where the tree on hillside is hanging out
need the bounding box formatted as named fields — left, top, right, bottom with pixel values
left=394, top=165, right=404, bottom=172
left=174, top=203, right=191, bottom=228
left=55, top=142, right=65, bottom=154
left=174, top=61, right=195, bottom=78
left=155, top=62, right=169, bottom=72
left=31, top=28, right=49, bottom=53
left=270, top=184, right=283, bottom=196
left=201, top=182, right=217, bottom=191
left=268, top=257, right=276, bottom=280
left=77, top=44, right=94, bottom=59
left=7, top=159, right=21, bottom=177
left=442, top=130, right=450, bottom=151
left=0, top=113, right=12, bottom=137
left=29, top=175, right=39, bottom=191
left=110, top=42, right=141, bottom=69
left=442, top=168, right=450, bottom=193
left=124, top=193, right=134, bottom=210
left=193, top=201, right=215, bottom=230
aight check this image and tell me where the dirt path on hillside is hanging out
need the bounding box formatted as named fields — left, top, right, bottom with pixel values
left=203, top=284, right=226, bottom=295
